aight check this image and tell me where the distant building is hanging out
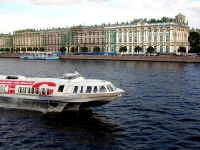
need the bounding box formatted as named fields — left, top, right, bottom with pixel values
left=1, top=13, right=190, bottom=54
left=12, top=29, right=42, bottom=51
left=0, top=33, right=13, bottom=51
left=104, top=13, right=189, bottom=54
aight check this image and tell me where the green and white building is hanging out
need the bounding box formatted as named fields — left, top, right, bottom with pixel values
left=1, top=13, right=190, bottom=54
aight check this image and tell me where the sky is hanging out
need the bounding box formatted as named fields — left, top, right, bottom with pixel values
left=0, top=0, right=200, bottom=34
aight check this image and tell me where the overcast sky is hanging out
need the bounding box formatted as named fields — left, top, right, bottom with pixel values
left=0, top=0, right=199, bottom=33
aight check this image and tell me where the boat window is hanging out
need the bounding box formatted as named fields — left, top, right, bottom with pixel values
left=93, top=86, right=98, bottom=93
left=47, top=88, right=50, bottom=95
left=42, top=88, right=45, bottom=95
left=100, top=86, right=106, bottom=93
left=107, top=85, right=114, bottom=92
left=107, top=85, right=111, bottom=92
left=23, top=87, right=26, bottom=93
left=80, top=86, right=83, bottom=93
left=58, top=85, right=64, bottom=92
left=35, top=88, right=39, bottom=94
left=18, top=87, right=22, bottom=93
left=86, top=86, right=92, bottom=93
left=111, top=84, right=116, bottom=90
left=73, top=86, right=78, bottom=93
left=31, top=88, right=34, bottom=94
left=27, top=87, right=31, bottom=94
left=6, top=76, right=18, bottom=79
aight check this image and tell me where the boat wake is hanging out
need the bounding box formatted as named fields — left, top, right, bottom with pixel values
left=0, top=98, right=65, bottom=113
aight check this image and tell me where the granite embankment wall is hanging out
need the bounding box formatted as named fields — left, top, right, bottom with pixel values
left=60, top=55, right=200, bottom=63
left=0, top=53, right=200, bottom=63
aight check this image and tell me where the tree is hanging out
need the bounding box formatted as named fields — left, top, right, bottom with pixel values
left=146, top=46, right=154, bottom=55
left=134, top=46, right=142, bottom=54
left=59, top=47, right=66, bottom=53
left=33, top=47, right=38, bottom=51
left=119, top=46, right=127, bottom=54
left=27, top=47, right=32, bottom=51
left=93, top=46, right=100, bottom=52
left=0, top=48, right=4, bottom=53
left=70, top=47, right=78, bottom=54
left=16, top=48, right=20, bottom=53
left=188, top=32, right=200, bottom=50
left=81, top=46, right=88, bottom=52
left=189, top=45, right=200, bottom=54
left=5, top=48, right=10, bottom=53
left=21, top=47, right=26, bottom=52
left=178, top=46, right=186, bottom=54
left=39, top=47, right=44, bottom=52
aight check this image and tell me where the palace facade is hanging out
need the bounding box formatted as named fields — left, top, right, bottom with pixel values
left=0, top=13, right=190, bottom=54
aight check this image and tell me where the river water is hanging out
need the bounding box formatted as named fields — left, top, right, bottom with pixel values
left=0, top=58, right=199, bottom=149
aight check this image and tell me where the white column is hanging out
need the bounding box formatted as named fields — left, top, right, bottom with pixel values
left=126, top=31, right=128, bottom=44
left=122, top=31, right=124, bottom=43
left=132, top=30, right=134, bottom=43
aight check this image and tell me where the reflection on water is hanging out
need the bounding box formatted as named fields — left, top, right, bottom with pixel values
left=0, top=108, right=122, bottom=149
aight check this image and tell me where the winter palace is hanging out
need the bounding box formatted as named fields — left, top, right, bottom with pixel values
left=0, top=13, right=190, bottom=54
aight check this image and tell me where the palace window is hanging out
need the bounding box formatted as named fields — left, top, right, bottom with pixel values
left=166, top=36, right=169, bottom=41
left=129, top=37, right=132, bottom=42
left=166, top=46, right=169, bottom=53
left=160, top=36, right=163, bottom=41
left=135, top=37, right=137, bottom=42
left=160, top=46, right=163, bottom=53
left=154, top=36, right=157, bottom=42
left=124, top=37, right=127, bottom=42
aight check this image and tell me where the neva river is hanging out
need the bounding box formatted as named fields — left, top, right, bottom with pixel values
left=0, top=58, right=199, bottom=149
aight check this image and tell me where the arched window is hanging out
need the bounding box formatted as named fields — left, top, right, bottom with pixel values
left=160, top=36, right=163, bottom=41
left=154, top=36, right=157, bottom=42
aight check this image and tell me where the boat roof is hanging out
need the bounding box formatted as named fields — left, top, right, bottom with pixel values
left=0, top=72, right=112, bottom=86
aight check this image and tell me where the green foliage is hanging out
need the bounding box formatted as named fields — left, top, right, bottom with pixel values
left=70, top=47, right=78, bottom=54
left=134, top=46, right=142, bottom=54
left=81, top=46, right=88, bottom=52
left=5, top=48, right=10, bottom=52
left=189, top=45, right=200, bottom=54
left=178, top=46, right=186, bottom=53
left=119, top=46, right=127, bottom=53
left=188, top=32, right=200, bottom=50
left=27, top=47, right=32, bottom=51
left=15, top=48, right=20, bottom=52
left=39, top=47, right=44, bottom=51
left=21, top=47, right=26, bottom=52
left=59, top=47, right=66, bottom=52
left=93, top=46, right=100, bottom=52
left=33, top=47, right=38, bottom=51
left=146, top=46, right=154, bottom=54
left=188, top=32, right=200, bottom=54
left=0, top=48, right=5, bottom=52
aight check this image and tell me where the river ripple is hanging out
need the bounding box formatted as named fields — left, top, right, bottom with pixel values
left=0, top=58, right=199, bottom=149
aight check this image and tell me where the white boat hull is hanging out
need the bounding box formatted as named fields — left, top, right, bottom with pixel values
left=0, top=72, right=125, bottom=113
